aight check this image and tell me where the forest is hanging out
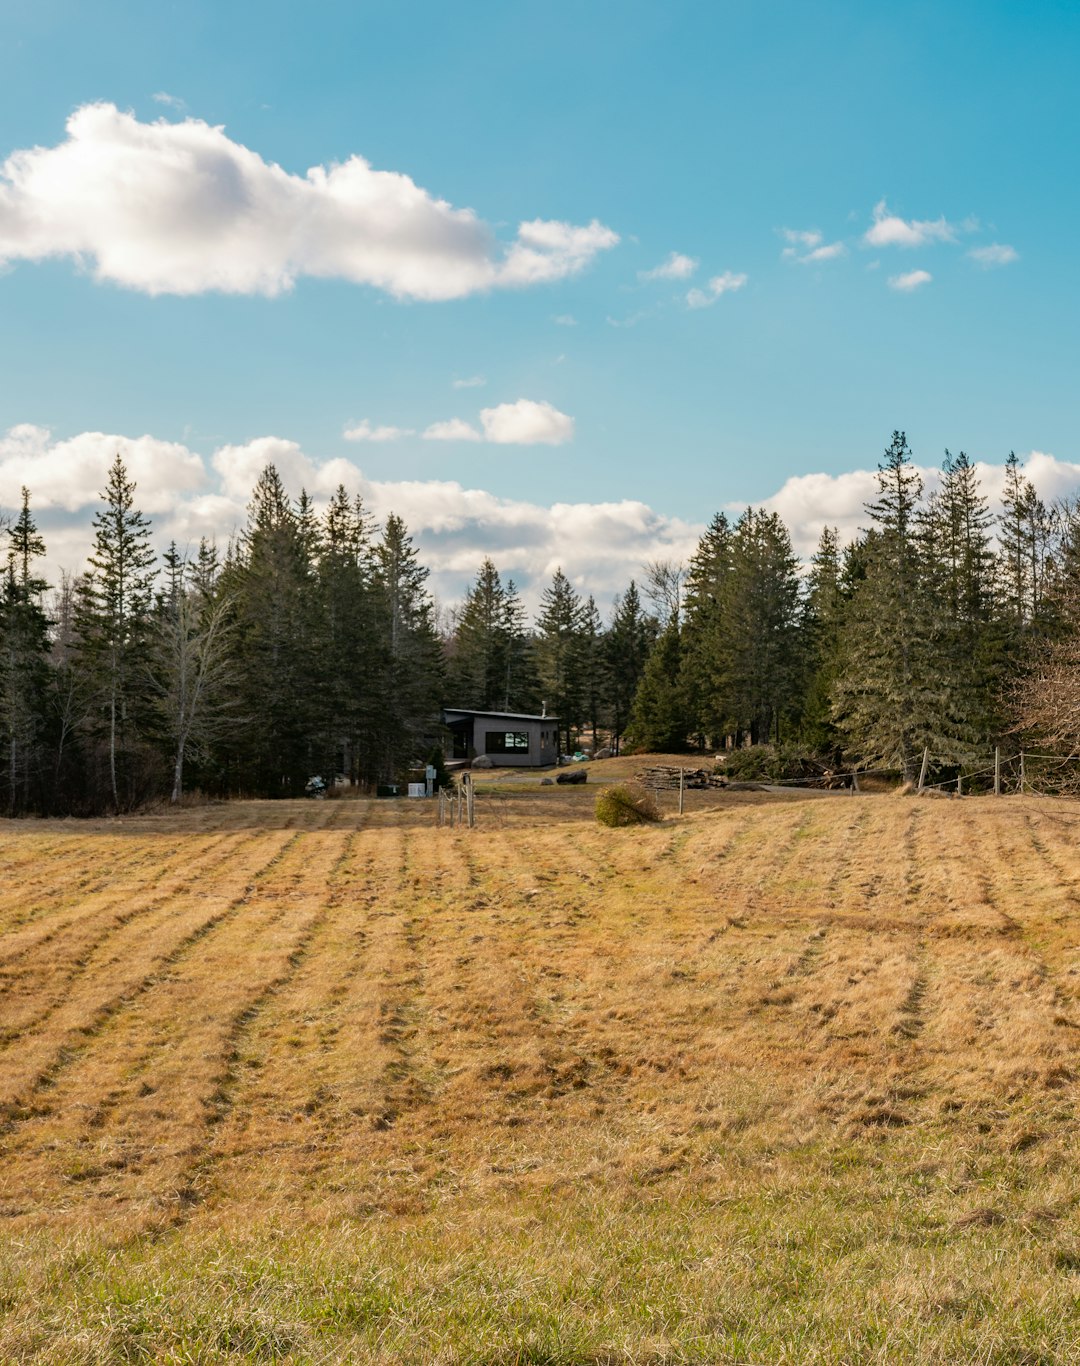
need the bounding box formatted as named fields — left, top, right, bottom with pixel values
left=0, top=430, right=1076, bottom=814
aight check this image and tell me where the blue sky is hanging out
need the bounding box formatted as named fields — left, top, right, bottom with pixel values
left=1, top=0, right=1078, bottom=605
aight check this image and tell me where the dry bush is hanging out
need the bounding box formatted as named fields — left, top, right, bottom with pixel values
left=594, top=782, right=662, bottom=827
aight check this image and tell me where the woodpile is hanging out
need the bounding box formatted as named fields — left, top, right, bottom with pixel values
left=635, top=765, right=727, bottom=790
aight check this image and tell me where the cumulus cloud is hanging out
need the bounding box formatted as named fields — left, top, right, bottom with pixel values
left=888, top=269, right=932, bottom=292
left=0, top=103, right=619, bottom=299
left=420, top=399, right=574, bottom=446
left=343, top=419, right=414, bottom=442
left=969, top=243, right=1018, bottom=268
left=864, top=200, right=958, bottom=249
left=479, top=399, right=573, bottom=445
left=1, top=424, right=697, bottom=611
left=422, top=418, right=483, bottom=442
left=686, top=271, right=747, bottom=308
left=9, top=427, right=1080, bottom=614
left=639, top=251, right=698, bottom=281
left=452, top=375, right=486, bottom=389
left=0, top=422, right=205, bottom=513
left=760, top=452, right=1080, bottom=558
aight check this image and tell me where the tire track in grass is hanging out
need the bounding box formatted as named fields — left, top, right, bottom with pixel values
left=0, top=835, right=230, bottom=968
left=0, top=835, right=192, bottom=944
left=0, top=827, right=353, bottom=1224
left=0, top=827, right=296, bottom=1138
left=165, top=814, right=413, bottom=1221
left=0, top=833, right=255, bottom=1044
left=231, top=820, right=427, bottom=1215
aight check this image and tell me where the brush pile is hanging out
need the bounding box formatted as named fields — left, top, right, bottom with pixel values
left=635, top=765, right=727, bottom=790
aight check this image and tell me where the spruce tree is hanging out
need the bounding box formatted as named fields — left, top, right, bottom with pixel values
left=75, top=456, right=157, bottom=810
left=372, top=513, right=443, bottom=783
left=604, top=581, right=654, bottom=754
left=0, top=490, right=51, bottom=813
left=534, top=568, right=586, bottom=752
left=831, top=432, right=974, bottom=780
left=626, top=617, right=691, bottom=752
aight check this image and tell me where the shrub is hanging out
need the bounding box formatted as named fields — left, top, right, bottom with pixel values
left=595, top=782, right=663, bottom=827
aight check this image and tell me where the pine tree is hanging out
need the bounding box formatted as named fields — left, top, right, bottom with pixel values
left=534, top=568, right=586, bottom=752
left=831, top=432, right=975, bottom=780
left=75, top=456, right=157, bottom=810
left=372, top=513, right=443, bottom=783
left=800, top=525, right=845, bottom=753
left=219, top=464, right=318, bottom=796
left=626, top=617, right=691, bottom=752
left=604, top=580, right=654, bottom=754
left=721, top=508, right=802, bottom=744
left=318, top=486, right=379, bottom=784
left=0, top=490, right=51, bottom=813
left=680, top=513, right=733, bottom=745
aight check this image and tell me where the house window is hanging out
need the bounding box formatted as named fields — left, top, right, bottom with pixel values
left=485, top=730, right=530, bottom=754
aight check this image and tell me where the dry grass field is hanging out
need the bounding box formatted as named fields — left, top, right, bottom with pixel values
left=2, top=769, right=1080, bottom=1362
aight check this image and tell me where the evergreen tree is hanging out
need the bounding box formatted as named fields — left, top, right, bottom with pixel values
left=0, top=490, right=51, bottom=813
left=680, top=513, right=733, bottom=745
left=219, top=464, right=319, bottom=796
left=721, top=508, right=802, bottom=744
left=371, top=513, right=443, bottom=782
left=534, top=568, right=586, bottom=752
left=626, top=617, right=691, bottom=752
left=446, top=559, right=535, bottom=711
left=831, top=432, right=975, bottom=780
left=604, top=581, right=654, bottom=755
left=800, top=525, right=845, bottom=753
left=75, top=456, right=157, bottom=810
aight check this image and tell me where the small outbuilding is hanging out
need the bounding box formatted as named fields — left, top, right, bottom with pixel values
left=441, top=708, right=559, bottom=768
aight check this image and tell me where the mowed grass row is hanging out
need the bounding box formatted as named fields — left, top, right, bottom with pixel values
left=1, top=790, right=1080, bottom=1361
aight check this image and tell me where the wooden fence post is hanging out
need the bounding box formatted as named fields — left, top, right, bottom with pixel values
left=917, top=747, right=930, bottom=794
left=438, top=789, right=445, bottom=826
left=994, top=747, right=1001, bottom=796
left=1019, top=751, right=1025, bottom=795
left=851, top=770, right=860, bottom=794
left=467, top=776, right=475, bottom=828
left=957, top=773, right=962, bottom=797
left=678, top=768, right=685, bottom=816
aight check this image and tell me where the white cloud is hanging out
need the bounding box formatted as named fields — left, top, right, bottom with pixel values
left=782, top=228, right=823, bottom=249
left=343, top=419, right=414, bottom=442
left=552, top=314, right=578, bottom=326
left=0, top=422, right=205, bottom=513
left=151, top=92, right=186, bottom=112
left=479, top=399, right=573, bottom=446
left=10, top=428, right=1080, bottom=616
left=761, top=452, right=1080, bottom=558
left=781, top=228, right=847, bottom=264
left=639, top=251, right=698, bottom=281
left=968, top=243, right=1018, bottom=268
left=422, top=418, right=483, bottom=442
left=888, top=269, right=932, bottom=292
left=864, top=200, right=958, bottom=249
left=0, top=103, right=619, bottom=299
left=452, top=375, right=486, bottom=389
left=686, top=270, right=747, bottom=307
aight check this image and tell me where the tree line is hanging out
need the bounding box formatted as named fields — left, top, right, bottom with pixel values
left=1, top=432, right=1077, bottom=813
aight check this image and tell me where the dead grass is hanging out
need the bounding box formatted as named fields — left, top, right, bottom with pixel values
left=1, top=787, right=1080, bottom=1360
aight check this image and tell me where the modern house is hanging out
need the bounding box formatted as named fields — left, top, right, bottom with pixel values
left=441, top=708, right=560, bottom=768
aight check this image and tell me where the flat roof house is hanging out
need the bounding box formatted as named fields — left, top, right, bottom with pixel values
left=442, top=709, right=559, bottom=768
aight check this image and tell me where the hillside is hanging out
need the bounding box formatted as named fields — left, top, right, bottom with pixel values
left=2, top=785, right=1080, bottom=1362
